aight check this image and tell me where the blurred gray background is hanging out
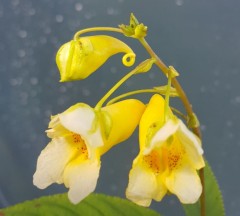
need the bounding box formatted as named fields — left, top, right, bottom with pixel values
left=0, top=0, right=240, bottom=215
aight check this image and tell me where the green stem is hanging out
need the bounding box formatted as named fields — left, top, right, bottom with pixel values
left=107, top=89, right=161, bottom=105
left=95, top=68, right=138, bottom=110
left=164, top=71, right=172, bottom=122
left=138, top=37, right=205, bottom=216
left=74, top=27, right=122, bottom=40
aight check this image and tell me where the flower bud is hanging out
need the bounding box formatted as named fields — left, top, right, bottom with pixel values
left=56, top=35, right=136, bottom=82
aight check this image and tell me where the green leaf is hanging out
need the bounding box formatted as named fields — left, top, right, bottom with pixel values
left=183, top=160, right=225, bottom=216
left=0, top=193, right=161, bottom=216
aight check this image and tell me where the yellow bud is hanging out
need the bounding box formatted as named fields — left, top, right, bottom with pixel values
left=56, top=35, right=136, bottom=82
left=99, top=99, right=145, bottom=155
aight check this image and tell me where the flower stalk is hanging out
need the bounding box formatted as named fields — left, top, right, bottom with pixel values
left=95, top=66, right=137, bottom=110
left=73, top=27, right=122, bottom=40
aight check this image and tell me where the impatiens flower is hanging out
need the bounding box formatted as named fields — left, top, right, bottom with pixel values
left=126, top=94, right=205, bottom=207
left=33, top=99, right=145, bottom=204
left=56, top=35, right=136, bottom=82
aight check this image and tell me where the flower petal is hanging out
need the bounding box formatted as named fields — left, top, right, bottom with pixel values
left=126, top=165, right=156, bottom=207
left=126, top=160, right=167, bottom=207
left=165, top=164, right=202, bottom=204
left=63, top=158, right=100, bottom=204
left=177, top=120, right=205, bottom=169
left=100, top=99, right=145, bottom=155
left=145, top=119, right=179, bottom=155
left=59, top=103, right=104, bottom=148
left=33, top=138, right=77, bottom=189
left=139, top=94, right=165, bottom=151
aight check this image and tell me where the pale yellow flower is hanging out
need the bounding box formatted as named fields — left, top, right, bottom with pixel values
left=33, top=99, right=145, bottom=204
left=126, top=94, right=205, bottom=206
left=56, top=35, right=135, bottom=82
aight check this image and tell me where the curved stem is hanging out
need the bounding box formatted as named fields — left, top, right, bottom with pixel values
left=139, top=37, right=205, bottom=216
left=95, top=68, right=137, bottom=110
left=74, top=27, right=122, bottom=40
left=107, top=89, right=161, bottom=105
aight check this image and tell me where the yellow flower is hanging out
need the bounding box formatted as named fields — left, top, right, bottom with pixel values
left=33, top=99, right=145, bottom=204
left=56, top=35, right=136, bottom=82
left=126, top=94, right=205, bottom=206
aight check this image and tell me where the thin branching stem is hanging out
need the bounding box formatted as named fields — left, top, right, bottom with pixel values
left=73, top=27, right=122, bottom=40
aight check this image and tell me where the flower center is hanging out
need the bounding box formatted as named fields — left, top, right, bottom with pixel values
left=71, top=133, right=88, bottom=159
left=142, top=150, right=162, bottom=174
left=167, top=149, right=182, bottom=171
left=142, top=137, right=186, bottom=175
left=165, top=138, right=185, bottom=171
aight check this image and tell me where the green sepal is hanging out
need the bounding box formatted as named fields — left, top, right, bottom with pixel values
left=0, top=193, right=161, bottom=216
left=187, top=112, right=200, bottom=129
left=95, top=110, right=112, bottom=140
left=130, top=13, right=140, bottom=28
left=154, top=85, right=179, bottom=97
left=119, top=13, right=147, bottom=39
left=100, top=110, right=112, bottom=139
left=183, top=160, right=225, bottom=216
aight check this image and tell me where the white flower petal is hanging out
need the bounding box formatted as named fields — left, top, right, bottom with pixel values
left=59, top=104, right=95, bottom=133
left=177, top=120, right=205, bottom=169
left=165, top=165, right=202, bottom=204
left=33, top=138, right=77, bottom=189
left=63, top=159, right=100, bottom=204
left=145, top=119, right=179, bottom=155
left=59, top=104, right=104, bottom=148
left=126, top=164, right=166, bottom=207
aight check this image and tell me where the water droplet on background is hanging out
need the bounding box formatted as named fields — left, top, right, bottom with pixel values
left=75, top=3, right=83, bottom=12
left=234, top=96, right=240, bottom=104
left=55, top=14, right=64, bottom=23
left=28, top=8, right=36, bottom=16
left=107, top=7, right=118, bottom=16
left=200, top=125, right=207, bottom=131
left=175, top=0, right=184, bottom=6
left=30, top=77, right=38, bottom=85
left=17, top=49, right=26, bottom=58
left=18, top=30, right=27, bottom=38
left=11, top=0, right=20, bottom=7
left=84, top=11, right=95, bottom=20
left=82, top=88, right=91, bottom=97
left=110, top=67, right=117, bottom=74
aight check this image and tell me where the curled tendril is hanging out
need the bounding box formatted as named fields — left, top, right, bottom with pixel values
left=122, top=53, right=136, bottom=67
